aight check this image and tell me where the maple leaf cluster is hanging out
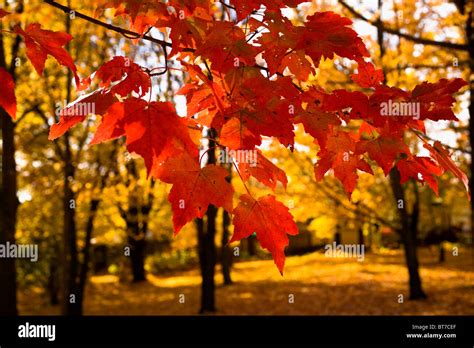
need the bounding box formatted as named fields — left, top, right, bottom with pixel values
left=0, top=1, right=468, bottom=274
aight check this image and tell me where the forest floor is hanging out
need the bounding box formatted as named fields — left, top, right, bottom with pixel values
left=19, top=247, right=474, bottom=315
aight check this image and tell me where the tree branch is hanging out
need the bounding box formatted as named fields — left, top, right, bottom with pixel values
left=43, top=0, right=194, bottom=52
left=338, top=0, right=468, bottom=51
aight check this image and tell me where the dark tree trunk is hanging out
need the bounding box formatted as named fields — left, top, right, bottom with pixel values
left=76, top=197, right=100, bottom=309
left=124, top=203, right=147, bottom=282
left=61, top=136, right=82, bottom=316
left=0, top=18, right=20, bottom=316
left=247, top=235, right=257, bottom=256
left=390, top=168, right=427, bottom=300
left=47, top=241, right=61, bottom=306
left=199, top=204, right=217, bottom=313
left=222, top=208, right=233, bottom=285
left=358, top=227, right=364, bottom=247
left=334, top=228, right=342, bottom=245
left=120, top=161, right=150, bottom=283
left=198, top=129, right=217, bottom=313
left=48, top=257, right=59, bottom=305
left=221, top=164, right=233, bottom=285
left=0, top=108, right=18, bottom=316
left=124, top=205, right=147, bottom=282
left=439, top=243, right=446, bottom=263
left=129, top=236, right=147, bottom=282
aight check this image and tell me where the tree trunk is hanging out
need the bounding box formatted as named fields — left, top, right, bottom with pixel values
left=439, top=243, right=446, bottom=263
left=125, top=205, right=147, bottom=282
left=0, top=0, right=23, bottom=318
left=358, top=227, right=364, bottom=247
left=61, top=136, right=81, bottom=316
left=76, top=197, right=100, bottom=309
left=199, top=204, right=217, bottom=313
left=48, top=255, right=59, bottom=305
left=121, top=161, right=149, bottom=283
left=247, top=235, right=257, bottom=256
left=0, top=17, right=20, bottom=316
left=390, top=168, right=427, bottom=300
left=124, top=202, right=147, bottom=282
left=129, top=236, right=146, bottom=282
left=0, top=104, right=18, bottom=316
left=222, top=208, right=233, bottom=285
left=221, top=164, right=233, bottom=285
left=198, top=129, right=217, bottom=313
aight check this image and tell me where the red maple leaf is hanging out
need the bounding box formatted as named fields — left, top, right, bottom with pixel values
left=89, top=98, right=198, bottom=178
left=357, top=136, right=410, bottom=176
left=411, top=78, right=467, bottom=121
left=315, top=130, right=372, bottom=197
left=296, top=12, right=369, bottom=66
left=219, top=118, right=261, bottom=150
left=13, top=23, right=80, bottom=85
left=396, top=156, right=443, bottom=195
left=94, top=56, right=151, bottom=97
left=423, top=140, right=469, bottom=197
left=236, top=150, right=287, bottom=191
left=351, top=60, right=384, bottom=88
left=49, top=89, right=117, bottom=140
left=49, top=57, right=151, bottom=139
left=159, top=152, right=234, bottom=233
left=0, top=67, right=16, bottom=119
left=231, top=194, right=298, bottom=274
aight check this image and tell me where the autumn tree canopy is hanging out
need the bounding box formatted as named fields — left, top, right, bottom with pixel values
left=0, top=0, right=468, bottom=274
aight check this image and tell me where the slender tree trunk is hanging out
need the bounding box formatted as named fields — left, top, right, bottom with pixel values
left=0, top=96, right=18, bottom=316
left=198, top=129, right=217, bottom=313
left=247, top=235, right=257, bottom=256
left=125, top=205, right=146, bottom=282
left=358, top=227, right=364, bottom=247
left=129, top=236, right=146, bottom=282
left=390, top=168, right=427, bottom=299
left=221, top=164, right=233, bottom=285
left=200, top=204, right=217, bottom=313
left=48, top=260, right=59, bottom=305
left=439, top=243, right=446, bottom=263
left=61, top=136, right=81, bottom=315
left=76, top=198, right=100, bottom=309
left=222, top=208, right=233, bottom=285
left=0, top=11, right=21, bottom=316
left=121, top=161, right=149, bottom=282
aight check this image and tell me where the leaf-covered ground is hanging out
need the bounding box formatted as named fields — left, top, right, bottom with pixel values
left=19, top=248, right=474, bottom=315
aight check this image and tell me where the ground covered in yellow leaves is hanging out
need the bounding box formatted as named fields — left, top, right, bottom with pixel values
left=19, top=248, right=474, bottom=315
